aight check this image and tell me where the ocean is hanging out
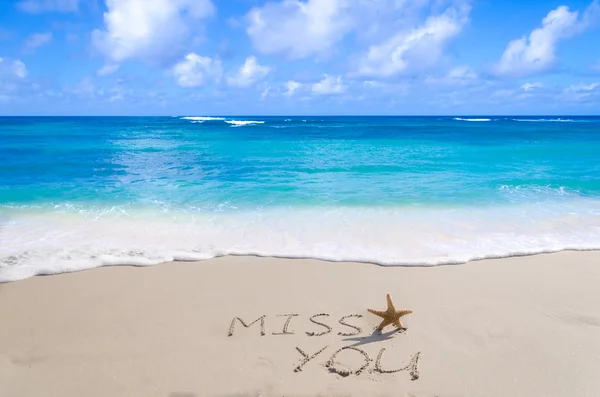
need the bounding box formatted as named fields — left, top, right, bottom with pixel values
left=1, top=115, right=600, bottom=282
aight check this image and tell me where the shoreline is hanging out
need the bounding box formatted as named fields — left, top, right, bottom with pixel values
left=4, top=247, right=600, bottom=283
left=1, top=251, right=600, bottom=396
left=5, top=196, right=600, bottom=283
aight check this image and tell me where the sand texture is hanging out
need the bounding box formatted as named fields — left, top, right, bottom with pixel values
left=1, top=251, right=600, bottom=397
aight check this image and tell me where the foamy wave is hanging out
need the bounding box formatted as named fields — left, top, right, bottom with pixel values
left=225, top=120, right=265, bottom=127
left=454, top=117, right=492, bottom=122
left=2, top=200, right=600, bottom=282
left=498, top=185, right=578, bottom=201
left=512, top=118, right=575, bottom=122
left=181, top=116, right=226, bottom=121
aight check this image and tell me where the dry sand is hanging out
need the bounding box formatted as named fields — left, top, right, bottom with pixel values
left=1, top=251, right=600, bottom=397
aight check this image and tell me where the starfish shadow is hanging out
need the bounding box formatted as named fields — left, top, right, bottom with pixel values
left=342, top=328, right=405, bottom=347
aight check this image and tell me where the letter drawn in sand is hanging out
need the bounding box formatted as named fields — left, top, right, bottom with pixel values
left=294, top=345, right=328, bottom=372
left=325, top=346, right=371, bottom=377
left=228, top=316, right=266, bottom=337
left=273, top=314, right=299, bottom=335
left=374, top=348, right=421, bottom=380
left=337, top=314, right=363, bottom=336
left=306, top=313, right=332, bottom=336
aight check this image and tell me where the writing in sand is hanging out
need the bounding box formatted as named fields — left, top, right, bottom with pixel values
left=227, top=311, right=421, bottom=379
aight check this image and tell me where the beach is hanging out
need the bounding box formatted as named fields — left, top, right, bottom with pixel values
left=1, top=251, right=599, bottom=397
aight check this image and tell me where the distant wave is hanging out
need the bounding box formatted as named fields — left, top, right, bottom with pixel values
left=180, top=117, right=266, bottom=126
left=511, top=118, right=575, bottom=122
left=225, top=120, right=265, bottom=127
left=510, top=118, right=600, bottom=123
left=181, top=116, right=226, bottom=121
left=453, top=117, right=491, bottom=122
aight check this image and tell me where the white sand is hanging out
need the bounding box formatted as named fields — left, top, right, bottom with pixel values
left=1, top=252, right=600, bottom=397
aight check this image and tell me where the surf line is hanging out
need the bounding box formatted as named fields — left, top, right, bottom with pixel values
left=228, top=313, right=421, bottom=378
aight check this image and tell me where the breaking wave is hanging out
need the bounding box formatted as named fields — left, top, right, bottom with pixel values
left=225, top=120, right=265, bottom=127
left=453, top=117, right=492, bottom=122
left=2, top=199, right=600, bottom=282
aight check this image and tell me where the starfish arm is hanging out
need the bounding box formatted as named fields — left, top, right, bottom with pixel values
left=392, top=319, right=406, bottom=329
left=368, top=308, right=388, bottom=318
left=397, top=309, right=413, bottom=316
left=386, top=293, right=396, bottom=311
left=377, top=318, right=393, bottom=331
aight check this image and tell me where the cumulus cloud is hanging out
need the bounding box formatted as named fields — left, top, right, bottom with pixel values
left=356, top=5, right=471, bottom=77
left=245, top=0, right=443, bottom=60
left=17, top=0, right=79, bottom=13
left=494, top=2, right=600, bottom=77
left=312, top=74, right=347, bottom=95
left=0, top=58, right=27, bottom=79
left=246, top=0, right=353, bottom=59
left=285, top=80, right=302, bottom=96
left=23, top=32, right=52, bottom=52
left=172, top=53, right=222, bottom=87
left=92, top=0, right=215, bottom=65
left=226, top=56, right=271, bottom=87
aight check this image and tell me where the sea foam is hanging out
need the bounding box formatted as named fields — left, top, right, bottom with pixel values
left=2, top=200, right=600, bottom=282
left=225, top=120, right=265, bottom=127
left=453, top=117, right=492, bottom=122
left=511, top=118, right=582, bottom=122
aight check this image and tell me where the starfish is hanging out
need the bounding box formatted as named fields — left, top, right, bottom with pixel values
left=368, top=293, right=413, bottom=331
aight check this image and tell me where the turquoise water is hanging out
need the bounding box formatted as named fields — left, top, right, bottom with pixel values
left=2, top=116, right=600, bottom=282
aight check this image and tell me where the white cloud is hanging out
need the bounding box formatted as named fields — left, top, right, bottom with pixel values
left=97, top=64, right=120, bottom=76
left=17, top=0, right=79, bottom=13
left=246, top=0, right=353, bottom=59
left=226, top=56, right=271, bottom=88
left=285, top=80, right=302, bottom=96
left=244, top=0, right=440, bottom=60
left=0, top=58, right=27, bottom=102
left=12, top=61, right=27, bottom=79
left=494, top=2, right=600, bottom=77
left=0, top=58, right=27, bottom=79
left=172, top=53, right=222, bottom=88
left=564, top=82, right=600, bottom=101
left=92, top=0, right=215, bottom=64
left=567, top=82, right=599, bottom=92
left=521, top=82, right=543, bottom=91
left=23, top=32, right=52, bottom=52
left=357, top=5, right=470, bottom=77
left=312, top=74, right=347, bottom=95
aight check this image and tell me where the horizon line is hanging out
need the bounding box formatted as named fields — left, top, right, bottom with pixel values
left=1, top=114, right=600, bottom=117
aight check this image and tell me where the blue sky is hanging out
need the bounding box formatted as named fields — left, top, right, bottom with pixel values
left=0, top=0, right=599, bottom=115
